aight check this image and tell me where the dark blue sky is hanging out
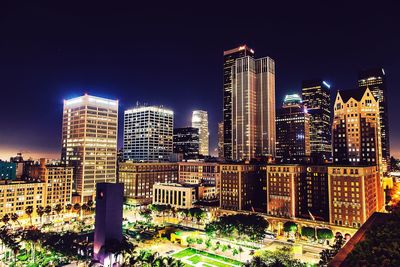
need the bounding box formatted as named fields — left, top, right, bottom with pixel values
left=1, top=1, right=400, bottom=159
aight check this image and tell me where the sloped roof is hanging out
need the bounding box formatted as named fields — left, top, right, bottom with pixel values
left=338, top=88, right=367, bottom=103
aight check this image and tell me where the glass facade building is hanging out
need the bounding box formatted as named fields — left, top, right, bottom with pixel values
left=302, top=80, right=332, bottom=162
left=123, top=106, right=173, bottom=162
left=173, top=127, right=200, bottom=159
left=358, top=68, right=390, bottom=172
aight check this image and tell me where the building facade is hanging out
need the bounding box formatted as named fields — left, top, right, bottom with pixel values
left=124, top=105, right=173, bottom=162
left=230, top=55, right=276, bottom=160
left=328, top=165, right=382, bottom=227
left=0, top=181, right=44, bottom=217
left=153, top=183, right=196, bottom=209
left=173, top=127, right=200, bottom=160
left=332, top=88, right=382, bottom=166
left=0, top=161, right=16, bottom=180
left=220, top=163, right=266, bottom=212
left=118, top=162, right=178, bottom=205
left=276, top=94, right=310, bottom=163
left=302, top=80, right=332, bottom=162
left=358, top=68, right=390, bottom=172
left=178, top=162, right=221, bottom=188
left=223, top=45, right=255, bottom=160
left=218, top=121, right=224, bottom=159
left=61, top=94, right=118, bottom=201
left=192, top=110, right=209, bottom=156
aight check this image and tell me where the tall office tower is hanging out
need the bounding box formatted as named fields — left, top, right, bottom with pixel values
left=223, top=45, right=255, bottom=160
left=61, top=94, right=118, bottom=202
left=173, top=127, right=200, bottom=159
left=358, top=68, right=390, bottom=172
left=276, top=94, right=310, bottom=163
left=302, top=80, right=332, bottom=162
left=231, top=56, right=276, bottom=160
left=192, top=110, right=209, bottom=156
left=332, top=88, right=382, bottom=166
left=124, top=105, right=173, bottom=162
left=217, top=121, right=224, bottom=159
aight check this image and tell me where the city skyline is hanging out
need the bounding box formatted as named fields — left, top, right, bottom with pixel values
left=1, top=2, right=400, bottom=160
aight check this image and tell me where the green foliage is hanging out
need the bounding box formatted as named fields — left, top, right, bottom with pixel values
left=186, top=236, right=196, bottom=246
left=301, top=226, right=315, bottom=238
left=317, top=228, right=333, bottom=240
left=205, top=238, right=212, bottom=248
left=196, top=237, right=203, bottom=244
left=205, top=214, right=269, bottom=242
left=248, top=247, right=305, bottom=267
left=283, top=221, right=297, bottom=233
left=345, top=208, right=400, bottom=266
left=319, top=233, right=345, bottom=265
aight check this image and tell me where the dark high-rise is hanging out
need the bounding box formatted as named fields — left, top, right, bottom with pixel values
left=276, top=94, right=310, bottom=163
left=223, top=45, right=255, bottom=160
left=358, top=68, right=390, bottom=172
left=173, top=127, right=200, bottom=159
left=302, top=80, right=332, bottom=162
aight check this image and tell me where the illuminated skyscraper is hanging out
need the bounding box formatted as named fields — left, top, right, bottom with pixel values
left=192, top=110, right=209, bottom=156
left=123, top=105, right=173, bottom=162
left=332, top=88, right=382, bottom=166
left=302, top=80, right=332, bottom=162
left=358, top=68, right=390, bottom=172
left=61, top=94, right=118, bottom=201
left=276, top=94, right=310, bottom=162
left=218, top=121, right=224, bottom=159
left=223, top=45, right=255, bottom=159
left=231, top=55, right=275, bottom=160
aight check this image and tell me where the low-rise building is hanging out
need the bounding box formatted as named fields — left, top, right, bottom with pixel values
left=266, top=164, right=329, bottom=221
left=178, top=162, right=220, bottom=189
left=153, top=183, right=196, bottom=209
left=328, top=165, right=383, bottom=228
left=118, top=162, right=178, bottom=205
left=220, top=163, right=266, bottom=212
left=27, top=158, right=73, bottom=208
left=0, top=181, right=44, bottom=217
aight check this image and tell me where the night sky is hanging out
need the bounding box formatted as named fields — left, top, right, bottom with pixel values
left=1, top=1, right=400, bottom=160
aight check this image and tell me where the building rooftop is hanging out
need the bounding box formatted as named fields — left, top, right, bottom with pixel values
left=337, top=88, right=367, bottom=103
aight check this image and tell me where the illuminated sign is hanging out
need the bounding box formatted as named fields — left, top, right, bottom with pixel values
left=322, top=81, right=331, bottom=88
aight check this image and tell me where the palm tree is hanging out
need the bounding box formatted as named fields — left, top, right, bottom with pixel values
left=73, top=203, right=81, bottom=215
left=25, top=206, right=33, bottom=226
left=65, top=203, right=73, bottom=213
left=36, top=205, right=45, bottom=223
left=1, top=214, right=10, bottom=227
left=23, top=228, right=41, bottom=264
left=44, top=205, right=52, bottom=222
left=10, top=213, right=21, bottom=227
left=54, top=203, right=63, bottom=218
left=87, top=200, right=94, bottom=211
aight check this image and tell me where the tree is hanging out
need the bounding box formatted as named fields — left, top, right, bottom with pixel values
left=65, top=203, right=73, bottom=213
left=10, top=213, right=21, bottom=227
left=54, top=203, right=63, bottom=217
left=25, top=206, right=34, bottom=226
left=283, top=221, right=297, bottom=233
left=44, top=205, right=52, bottom=222
left=301, top=226, right=315, bottom=239
left=1, top=214, right=10, bottom=226
left=204, top=214, right=269, bottom=243
left=232, top=248, right=238, bottom=256
left=186, top=236, right=195, bottom=247
left=36, top=206, right=45, bottom=223
left=248, top=247, right=306, bottom=267
left=205, top=238, right=212, bottom=249
left=317, top=228, right=333, bottom=241
left=319, top=233, right=345, bottom=266
left=139, top=209, right=152, bottom=223
left=196, top=237, right=203, bottom=245
left=73, top=203, right=81, bottom=215
left=87, top=200, right=94, bottom=212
